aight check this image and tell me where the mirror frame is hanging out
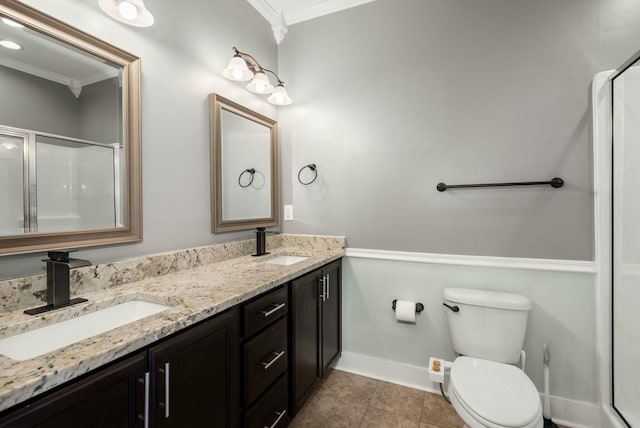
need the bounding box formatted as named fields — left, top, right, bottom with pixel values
left=210, top=93, right=279, bottom=232
left=0, top=0, right=142, bottom=254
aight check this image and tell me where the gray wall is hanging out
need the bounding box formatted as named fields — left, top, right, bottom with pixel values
left=0, top=65, right=79, bottom=137
left=0, top=0, right=278, bottom=279
left=79, top=77, right=122, bottom=145
left=278, top=0, right=640, bottom=261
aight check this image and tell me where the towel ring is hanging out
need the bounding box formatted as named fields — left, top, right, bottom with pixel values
left=298, top=164, right=318, bottom=185
left=238, top=168, right=256, bottom=188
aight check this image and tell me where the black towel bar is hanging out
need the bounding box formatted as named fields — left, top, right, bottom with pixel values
left=436, top=177, right=564, bottom=192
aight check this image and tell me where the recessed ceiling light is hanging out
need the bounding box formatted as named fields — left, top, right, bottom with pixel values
left=1, top=17, right=24, bottom=28
left=0, top=40, right=22, bottom=50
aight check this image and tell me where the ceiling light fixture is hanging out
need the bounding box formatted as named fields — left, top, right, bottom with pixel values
left=0, top=40, right=22, bottom=50
left=1, top=17, right=24, bottom=28
left=222, top=47, right=293, bottom=106
left=98, top=0, right=154, bottom=27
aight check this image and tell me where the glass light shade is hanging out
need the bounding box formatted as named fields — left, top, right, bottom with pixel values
left=118, top=2, right=138, bottom=20
left=247, top=72, right=274, bottom=94
left=267, top=85, right=293, bottom=106
left=223, top=56, right=254, bottom=81
left=98, top=0, right=155, bottom=27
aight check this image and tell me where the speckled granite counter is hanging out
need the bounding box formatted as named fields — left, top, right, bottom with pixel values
left=0, top=234, right=345, bottom=413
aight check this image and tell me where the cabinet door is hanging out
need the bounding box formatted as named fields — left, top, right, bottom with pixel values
left=149, top=309, right=240, bottom=428
left=0, top=352, right=147, bottom=428
left=290, top=270, right=320, bottom=410
left=321, top=260, right=342, bottom=376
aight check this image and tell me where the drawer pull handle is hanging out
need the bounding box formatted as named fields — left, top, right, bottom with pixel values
left=158, top=362, right=170, bottom=418
left=137, top=372, right=150, bottom=428
left=260, top=302, right=286, bottom=317
left=326, top=274, right=330, bottom=300
left=261, top=350, right=286, bottom=370
left=264, top=409, right=287, bottom=428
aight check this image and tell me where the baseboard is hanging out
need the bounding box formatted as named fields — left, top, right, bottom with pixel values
left=335, top=350, right=440, bottom=393
left=335, top=351, right=602, bottom=428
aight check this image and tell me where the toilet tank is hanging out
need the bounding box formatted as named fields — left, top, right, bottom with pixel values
left=443, top=288, right=531, bottom=364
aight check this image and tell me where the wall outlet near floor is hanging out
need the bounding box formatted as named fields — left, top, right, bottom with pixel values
left=284, top=205, right=293, bottom=221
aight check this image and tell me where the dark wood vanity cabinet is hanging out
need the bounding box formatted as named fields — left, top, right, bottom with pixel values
left=0, top=351, right=148, bottom=428
left=0, top=309, right=240, bottom=428
left=149, top=308, right=240, bottom=428
left=0, top=257, right=342, bottom=428
left=241, top=285, right=291, bottom=428
left=290, top=259, right=342, bottom=412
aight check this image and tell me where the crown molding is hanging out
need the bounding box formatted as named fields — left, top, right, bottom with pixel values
left=246, top=0, right=278, bottom=23
left=285, top=0, right=375, bottom=25
left=0, top=57, right=120, bottom=99
left=0, top=56, right=70, bottom=86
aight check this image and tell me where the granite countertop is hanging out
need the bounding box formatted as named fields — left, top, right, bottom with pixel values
left=0, top=240, right=344, bottom=413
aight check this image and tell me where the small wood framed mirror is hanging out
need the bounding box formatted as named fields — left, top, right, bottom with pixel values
left=209, top=94, right=278, bottom=232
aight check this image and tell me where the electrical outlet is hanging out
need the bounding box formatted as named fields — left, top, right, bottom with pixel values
left=284, top=205, right=293, bottom=221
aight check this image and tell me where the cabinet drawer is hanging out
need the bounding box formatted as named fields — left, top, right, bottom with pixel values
left=244, top=374, right=290, bottom=428
left=243, top=286, right=288, bottom=338
left=244, top=318, right=288, bottom=405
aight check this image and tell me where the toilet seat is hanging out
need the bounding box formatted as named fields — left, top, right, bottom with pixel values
left=449, top=356, right=542, bottom=428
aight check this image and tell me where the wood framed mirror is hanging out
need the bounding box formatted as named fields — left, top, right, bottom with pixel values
left=210, top=94, right=278, bottom=232
left=0, top=1, right=142, bottom=254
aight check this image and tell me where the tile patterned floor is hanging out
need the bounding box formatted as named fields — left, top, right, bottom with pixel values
left=289, top=370, right=464, bottom=428
left=290, top=369, right=570, bottom=428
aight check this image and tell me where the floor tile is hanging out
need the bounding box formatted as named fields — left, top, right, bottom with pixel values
left=361, top=407, right=421, bottom=428
left=290, top=377, right=371, bottom=428
left=369, top=381, right=425, bottom=421
left=320, top=369, right=380, bottom=402
left=421, top=392, right=465, bottom=428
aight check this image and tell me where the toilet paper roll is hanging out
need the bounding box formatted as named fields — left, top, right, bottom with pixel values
left=395, top=300, right=417, bottom=323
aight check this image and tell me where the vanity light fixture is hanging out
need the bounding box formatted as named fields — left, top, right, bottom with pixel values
left=0, top=40, right=22, bottom=50
left=98, top=0, right=155, bottom=27
left=222, top=47, right=293, bottom=106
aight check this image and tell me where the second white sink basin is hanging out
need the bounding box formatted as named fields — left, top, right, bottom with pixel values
left=0, top=300, right=170, bottom=361
left=263, top=255, right=309, bottom=266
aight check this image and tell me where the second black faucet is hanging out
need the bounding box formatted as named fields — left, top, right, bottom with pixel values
left=253, top=227, right=280, bottom=257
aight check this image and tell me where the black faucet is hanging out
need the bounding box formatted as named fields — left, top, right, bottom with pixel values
left=253, top=227, right=280, bottom=257
left=24, top=251, right=92, bottom=315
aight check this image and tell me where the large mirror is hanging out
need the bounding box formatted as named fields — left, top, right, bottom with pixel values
left=0, top=1, right=141, bottom=254
left=210, top=94, right=278, bottom=232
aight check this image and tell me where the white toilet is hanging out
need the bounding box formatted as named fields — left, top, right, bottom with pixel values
left=443, top=288, right=543, bottom=428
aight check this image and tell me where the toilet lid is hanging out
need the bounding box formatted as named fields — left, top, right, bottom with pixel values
left=451, top=357, right=541, bottom=427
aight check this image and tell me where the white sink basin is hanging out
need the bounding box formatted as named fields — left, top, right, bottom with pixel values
left=0, top=300, right=170, bottom=361
left=263, top=255, right=309, bottom=266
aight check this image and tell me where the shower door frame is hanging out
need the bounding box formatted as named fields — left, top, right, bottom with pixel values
left=0, top=124, right=122, bottom=234
left=609, top=47, right=640, bottom=428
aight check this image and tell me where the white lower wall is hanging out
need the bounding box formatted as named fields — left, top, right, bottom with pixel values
left=339, top=251, right=598, bottom=408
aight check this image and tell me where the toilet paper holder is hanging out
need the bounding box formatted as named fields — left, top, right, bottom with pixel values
left=392, top=299, right=424, bottom=313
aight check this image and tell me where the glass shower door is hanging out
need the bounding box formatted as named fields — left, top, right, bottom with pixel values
left=36, top=136, right=117, bottom=232
left=612, top=56, right=640, bottom=428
